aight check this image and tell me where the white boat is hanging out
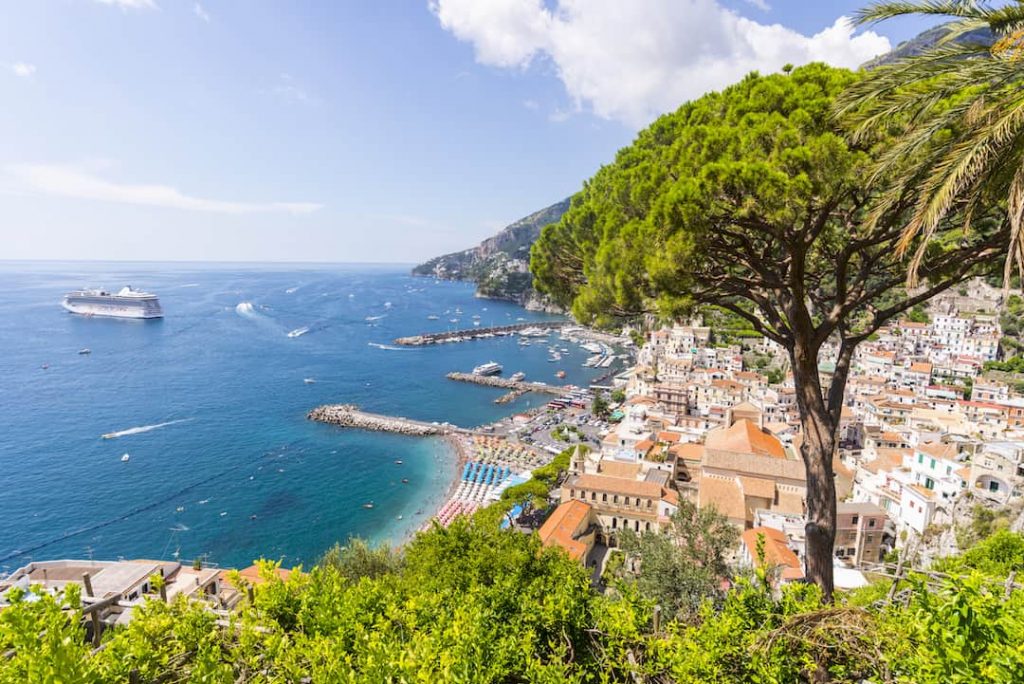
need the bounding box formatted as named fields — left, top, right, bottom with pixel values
left=287, top=326, right=310, bottom=338
left=78, top=348, right=91, bottom=355
left=427, top=315, right=440, bottom=320
left=303, top=377, right=316, bottom=384
left=510, top=372, right=526, bottom=382
left=473, top=361, right=503, bottom=376
left=121, top=453, right=130, bottom=462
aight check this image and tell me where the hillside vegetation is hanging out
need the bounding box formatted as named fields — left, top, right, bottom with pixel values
left=413, top=199, right=570, bottom=304
left=3, top=514, right=1023, bottom=683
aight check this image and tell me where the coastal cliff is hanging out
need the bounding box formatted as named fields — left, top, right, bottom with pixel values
left=412, top=198, right=570, bottom=307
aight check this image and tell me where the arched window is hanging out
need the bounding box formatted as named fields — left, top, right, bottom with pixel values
left=613, top=495, right=619, bottom=504
left=602, top=493, right=607, bottom=502
left=611, top=517, right=617, bottom=529
left=645, top=522, right=651, bottom=532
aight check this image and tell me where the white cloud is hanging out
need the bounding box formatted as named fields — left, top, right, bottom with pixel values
left=94, top=0, right=159, bottom=9
left=194, top=2, right=210, bottom=22
left=10, top=62, right=36, bottom=78
left=270, top=73, right=316, bottom=104
left=431, top=0, right=890, bottom=127
left=744, top=0, right=770, bottom=11
left=8, top=163, right=322, bottom=215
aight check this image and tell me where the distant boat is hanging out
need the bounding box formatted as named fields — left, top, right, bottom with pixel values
left=78, top=348, right=91, bottom=355
left=363, top=502, right=375, bottom=509
left=473, top=361, right=503, bottom=376
left=510, top=372, right=526, bottom=382
left=304, top=377, right=316, bottom=384
left=556, top=370, right=567, bottom=379
left=121, top=453, right=130, bottom=462
left=40, top=363, right=49, bottom=370
left=401, top=478, right=409, bottom=484
left=427, top=315, right=440, bottom=320
left=394, top=459, right=403, bottom=465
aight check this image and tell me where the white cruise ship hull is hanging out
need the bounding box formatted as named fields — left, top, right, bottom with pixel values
left=62, top=299, right=163, bottom=319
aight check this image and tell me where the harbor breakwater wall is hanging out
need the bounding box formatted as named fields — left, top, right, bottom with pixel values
left=445, top=372, right=570, bottom=396
left=394, top=321, right=573, bottom=346
left=308, top=404, right=459, bottom=436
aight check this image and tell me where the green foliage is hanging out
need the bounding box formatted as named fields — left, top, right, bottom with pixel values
left=615, top=501, right=739, bottom=622
left=5, top=523, right=1024, bottom=682
left=611, top=388, right=626, bottom=403
left=984, top=356, right=1024, bottom=374
left=906, top=303, right=930, bottom=323
left=498, top=446, right=584, bottom=512
left=940, top=530, right=1024, bottom=578
left=591, top=393, right=611, bottom=419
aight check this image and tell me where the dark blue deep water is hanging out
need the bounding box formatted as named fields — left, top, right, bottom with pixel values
left=0, top=263, right=605, bottom=572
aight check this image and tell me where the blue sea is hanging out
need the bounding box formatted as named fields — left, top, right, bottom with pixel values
left=0, top=262, right=614, bottom=573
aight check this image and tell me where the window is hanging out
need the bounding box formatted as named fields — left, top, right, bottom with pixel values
left=930, top=458, right=936, bottom=469
left=917, top=454, right=923, bottom=464
left=946, top=466, right=952, bottom=475
left=611, top=517, right=617, bottom=529
left=570, top=489, right=575, bottom=498
left=851, top=515, right=859, bottom=525
left=645, top=522, right=651, bottom=532
left=925, top=477, right=935, bottom=490
left=635, top=520, right=640, bottom=531
left=602, top=493, right=607, bottom=502
left=591, top=492, right=596, bottom=501
left=990, top=480, right=1000, bottom=492
left=613, top=495, right=619, bottom=504
left=868, top=519, right=876, bottom=528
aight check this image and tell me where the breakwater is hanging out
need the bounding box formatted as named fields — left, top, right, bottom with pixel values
left=445, top=372, right=570, bottom=396
left=394, top=321, right=572, bottom=346
left=308, top=404, right=463, bottom=436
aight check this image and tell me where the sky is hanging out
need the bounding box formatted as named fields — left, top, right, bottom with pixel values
left=0, top=1, right=940, bottom=263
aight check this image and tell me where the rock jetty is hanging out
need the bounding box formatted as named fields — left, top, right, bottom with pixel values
left=446, top=372, right=569, bottom=396
left=308, top=404, right=454, bottom=436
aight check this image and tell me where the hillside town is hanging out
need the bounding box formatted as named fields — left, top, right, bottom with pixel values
left=539, top=277, right=1024, bottom=586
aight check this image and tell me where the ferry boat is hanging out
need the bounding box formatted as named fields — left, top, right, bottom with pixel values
left=510, top=371, right=526, bottom=382
left=62, top=286, right=163, bottom=319
left=473, top=361, right=503, bottom=376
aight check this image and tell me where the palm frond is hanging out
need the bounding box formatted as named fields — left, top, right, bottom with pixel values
left=854, top=1, right=990, bottom=26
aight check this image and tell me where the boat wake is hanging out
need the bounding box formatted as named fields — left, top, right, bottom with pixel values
left=285, top=286, right=300, bottom=294
left=368, top=342, right=410, bottom=351
left=365, top=314, right=387, bottom=322
left=102, top=418, right=193, bottom=440
left=287, top=326, right=310, bottom=338
left=235, top=301, right=258, bottom=318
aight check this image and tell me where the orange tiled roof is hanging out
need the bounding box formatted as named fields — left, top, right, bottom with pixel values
left=706, top=419, right=786, bottom=459
left=698, top=476, right=746, bottom=521
left=741, top=527, right=802, bottom=576
left=538, top=500, right=593, bottom=561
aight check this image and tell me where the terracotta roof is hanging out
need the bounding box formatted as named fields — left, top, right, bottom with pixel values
left=698, top=476, right=746, bottom=521
left=863, top=448, right=910, bottom=474
left=228, top=565, right=295, bottom=587
left=739, top=476, right=776, bottom=499
left=917, top=442, right=957, bottom=461
left=657, top=431, right=682, bottom=443
left=572, top=473, right=666, bottom=499
left=908, top=484, right=937, bottom=500
left=909, top=362, right=933, bottom=374
left=706, top=419, right=786, bottom=459
left=740, top=527, right=803, bottom=577
left=635, top=439, right=655, bottom=454
left=538, top=500, right=593, bottom=561
left=669, top=443, right=705, bottom=461
left=598, top=460, right=642, bottom=480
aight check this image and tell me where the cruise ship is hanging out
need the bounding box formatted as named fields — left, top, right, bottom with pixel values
left=472, top=361, right=503, bottom=376
left=62, top=286, right=163, bottom=319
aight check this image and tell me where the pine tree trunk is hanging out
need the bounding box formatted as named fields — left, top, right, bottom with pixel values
left=791, top=343, right=838, bottom=603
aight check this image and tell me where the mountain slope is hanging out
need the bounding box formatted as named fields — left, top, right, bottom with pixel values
left=412, top=198, right=570, bottom=304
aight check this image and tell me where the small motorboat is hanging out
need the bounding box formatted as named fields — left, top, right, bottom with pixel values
left=303, top=377, right=316, bottom=384
left=40, top=363, right=49, bottom=370
left=394, top=459, right=403, bottom=465
left=401, top=478, right=409, bottom=484
left=555, top=370, right=567, bottom=379
left=121, top=453, right=130, bottom=462
left=363, top=502, right=375, bottom=509
left=397, top=515, right=404, bottom=520
left=78, top=348, right=91, bottom=355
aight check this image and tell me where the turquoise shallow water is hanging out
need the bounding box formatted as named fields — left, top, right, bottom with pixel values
left=0, top=263, right=606, bottom=572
